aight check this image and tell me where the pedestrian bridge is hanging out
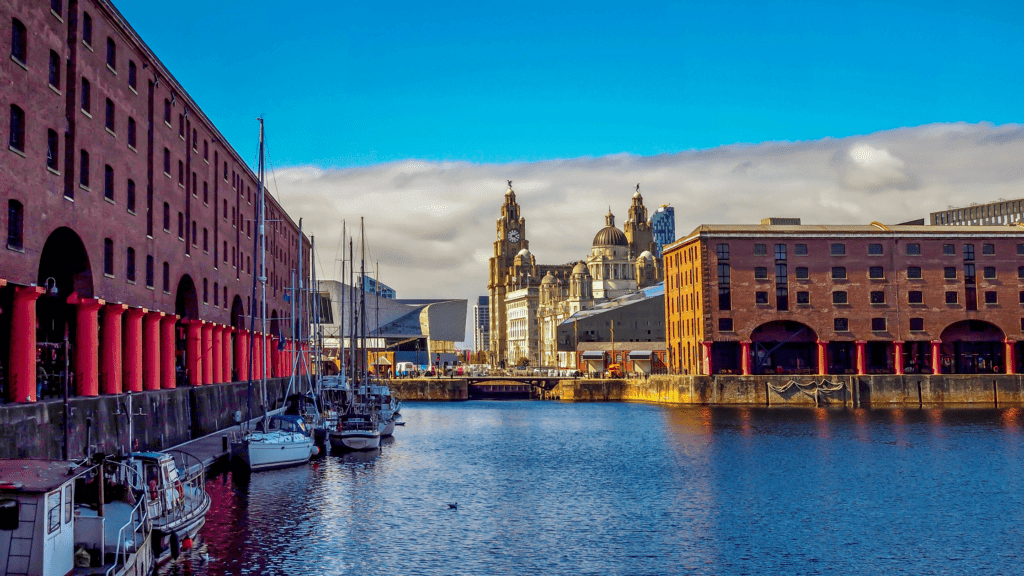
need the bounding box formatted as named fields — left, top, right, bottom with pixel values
left=461, top=375, right=566, bottom=391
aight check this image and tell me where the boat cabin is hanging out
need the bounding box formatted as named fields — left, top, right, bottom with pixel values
left=256, top=414, right=310, bottom=436
left=116, top=453, right=185, bottom=522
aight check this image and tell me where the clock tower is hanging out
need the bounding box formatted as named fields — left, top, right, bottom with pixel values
left=488, top=181, right=528, bottom=366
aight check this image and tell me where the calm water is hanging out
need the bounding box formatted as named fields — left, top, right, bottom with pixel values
left=164, top=402, right=1024, bottom=575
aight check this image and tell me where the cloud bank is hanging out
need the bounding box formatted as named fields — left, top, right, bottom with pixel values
left=271, top=122, right=1024, bottom=346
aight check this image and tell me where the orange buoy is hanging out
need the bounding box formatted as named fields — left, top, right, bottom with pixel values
left=181, top=537, right=193, bottom=550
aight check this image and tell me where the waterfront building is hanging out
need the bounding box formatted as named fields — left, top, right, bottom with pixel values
left=362, top=275, right=396, bottom=299
left=1, top=1, right=311, bottom=403
left=487, top=182, right=663, bottom=367
left=473, top=295, right=489, bottom=353
left=663, top=220, right=1024, bottom=376
left=651, top=204, right=675, bottom=257
left=930, top=198, right=1024, bottom=226
left=554, top=284, right=666, bottom=375
left=316, top=280, right=465, bottom=372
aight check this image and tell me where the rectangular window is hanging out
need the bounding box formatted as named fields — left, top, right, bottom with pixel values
left=965, top=263, right=976, bottom=281
left=871, top=317, right=887, bottom=332
left=796, top=291, right=809, bottom=305
left=126, top=179, right=135, bottom=212
left=755, top=291, right=769, bottom=304
left=103, top=165, right=113, bottom=200
left=1017, top=244, right=1024, bottom=256
left=203, top=228, right=208, bottom=252
left=718, top=318, right=733, bottom=332
left=203, top=182, right=209, bottom=204
left=9, top=105, right=25, bottom=151
left=753, top=243, right=767, bottom=256
left=795, top=266, right=808, bottom=280
left=81, top=78, right=90, bottom=112
left=754, top=266, right=768, bottom=280
left=52, top=0, right=63, bottom=16
left=163, top=148, right=170, bottom=174
left=45, top=129, right=59, bottom=171
left=964, top=244, right=975, bottom=261
left=203, top=140, right=208, bottom=161
left=103, top=238, right=113, bottom=276
left=1020, top=291, right=1024, bottom=305
left=795, top=243, right=808, bottom=256
left=985, top=291, right=997, bottom=304
left=105, top=98, right=115, bottom=131
left=907, top=266, right=922, bottom=279
left=716, top=243, right=729, bottom=260
left=178, top=213, right=184, bottom=239
left=870, top=290, right=885, bottom=304
left=145, top=255, right=154, bottom=288
left=126, top=247, right=135, bottom=282
left=943, top=267, right=957, bottom=280
left=982, top=243, right=995, bottom=255
left=944, top=243, right=956, bottom=256
left=47, top=491, right=60, bottom=535
left=164, top=99, right=171, bottom=124
left=162, top=262, right=170, bottom=292
left=868, top=266, right=884, bottom=279
left=831, top=266, right=847, bottom=280
left=178, top=161, right=184, bottom=185
left=906, top=243, right=921, bottom=255
left=776, top=287, right=788, bottom=311
left=82, top=12, right=92, bottom=46
left=127, top=117, right=137, bottom=148
left=106, top=37, right=116, bottom=69
left=1018, top=266, right=1024, bottom=279
left=945, top=291, right=958, bottom=305
left=718, top=287, right=731, bottom=311
left=128, top=60, right=136, bottom=90
left=49, top=50, right=61, bottom=88
left=983, top=266, right=996, bottom=279
left=163, top=203, right=170, bottom=231
left=868, top=243, right=883, bottom=255
left=832, top=291, right=848, bottom=305
left=11, top=18, right=27, bottom=64
left=908, top=290, right=923, bottom=304
left=178, top=114, right=184, bottom=138
left=79, top=150, right=89, bottom=187
left=7, top=200, right=24, bottom=249
left=830, top=243, right=846, bottom=256
left=834, top=318, right=848, bottom=332
left=909, top=318, right=924, bottom=331
left=774, top=244, right=787, bottom=260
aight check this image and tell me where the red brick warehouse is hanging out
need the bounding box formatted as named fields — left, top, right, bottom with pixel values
left=1, top=0, right=311, bottom=403
left=664, top=221, right=1024, bottom=377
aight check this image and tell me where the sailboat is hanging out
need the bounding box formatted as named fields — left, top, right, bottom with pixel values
left=231, top=118, right=316, bottom=472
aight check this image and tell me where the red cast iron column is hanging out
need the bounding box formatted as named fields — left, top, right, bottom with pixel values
left=10, top=286, right=44, bottom=402
left=123, top=308, right=146, bottom=392
left=160, top=315, right=178, bottom=389
left=201, top=322, right=214, bottom=385
left=186, top=320, right=202, bottom=386
left=212, top=325, right=224, bottom=383
left=143, top=311, right=163, bottom=391
left=101, top=303, right=127, bottom=395
left=70, top=295, right=104, bottom=397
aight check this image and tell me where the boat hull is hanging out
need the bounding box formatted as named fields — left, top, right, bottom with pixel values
left=232, top=433, right=314, bottom=471
left=328, top=431, right=381, bottom=451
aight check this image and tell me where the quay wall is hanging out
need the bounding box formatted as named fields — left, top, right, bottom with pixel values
left=390, top=379, right=469, bottom=401
left=0, top=379, right=291, bottom=460
left=554, top=374, right=1024, bottom=407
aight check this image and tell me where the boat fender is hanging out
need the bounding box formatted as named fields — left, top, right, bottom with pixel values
left=182, top=537, right=194, bottom=551
left=174, top=480, right=184, bottom=501
left=148, top=479, right=159, bottom=501
left=170, top=532, right=180, bottom=559
left=311, top=445, right=320, bottom=457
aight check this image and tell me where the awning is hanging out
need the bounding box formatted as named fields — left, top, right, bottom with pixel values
left=580, top=351, right=605, bottom=360
left=371, top=357, right=392, bottom=365
left=628, top=351, right=653, bottom=360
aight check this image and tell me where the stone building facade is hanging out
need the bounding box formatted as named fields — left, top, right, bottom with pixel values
left=664, top=221, right=1024, bottom=376
left=1, top=0, right=310, bottom=402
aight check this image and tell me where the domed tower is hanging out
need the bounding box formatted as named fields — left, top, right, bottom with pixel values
left=567, top=261, right=594, bottom=314
left=624, top=184, right=656, bottom=259
left=587, top=210, right=636, bottom=300
left=635, top=250, right=660, bottom=288
left=488, top=180, right=529, bottom=365
left=539, top=270, right=559, bottom=306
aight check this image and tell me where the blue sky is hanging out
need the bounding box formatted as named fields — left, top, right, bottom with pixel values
left=116, top=0, right=1024, bottom=169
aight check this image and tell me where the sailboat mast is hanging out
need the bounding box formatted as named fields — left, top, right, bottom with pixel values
left=310, top=234, right=317, bottom=384
left=340, top=221, right=345, bottom=382
left=360, top=217, right=367, bottom=387
left=297, top=219, right=305, bottom=386
left=349, top=237, right=356, bottom=387
left=258, top=117, right=268, bottom=413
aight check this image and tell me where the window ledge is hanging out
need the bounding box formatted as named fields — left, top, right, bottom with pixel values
left=46, top=166, right=60, bottom=176
left=83, top=41, right=93, bottom=52
left=164, top=121, right=172, bottom=129
left=51, top=9, right=64, bottom=22
left=105, top=127, right=116, bottom=137
left=163, top=228, right=170, bottom=234
left=128, top=144, right=137, bottom=153
left=164, top=172, right=171, bottom=178
left=79, top=184, right=90, bottom=192
left=129, top=86, right=137, bottom=95
left=49, top=84, right=61, bottom=96
left=106, top=64, right=117, bottom=75
left=146, top=285, right=155, bottom=291
left=64, top=195, right=74, bottom=202
left=11, top=55, right=28, bottom=71
left=81, top=110, right=92, bottom=118
left=127, top=280, right=136, bottom=286
left=104, top=273, right=114, bottom=279
left=127, top=209, right=137, bottom=216
left=6, top=244, right=25, bottom=253
left=8, top=146, right=26, bottom=158
left=163, top=291, right=171, bottom=295
left=103, top=197, right=115, bottom=205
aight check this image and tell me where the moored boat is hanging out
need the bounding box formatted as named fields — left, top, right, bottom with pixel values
left=232, top=414, right=317, bottom=472
left=328, top=414, right=382, bottom=451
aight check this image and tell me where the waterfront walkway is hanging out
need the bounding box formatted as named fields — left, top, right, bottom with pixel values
left=166, top=417, right=267, bottom=473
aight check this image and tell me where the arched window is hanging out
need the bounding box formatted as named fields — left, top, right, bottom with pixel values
left=103, top=238, right=114, bottom=276
left=11, top=18, right=27, bottom=64
left=162, top=203, right=170, bottom=231
left=106, top=37, right=116, bottom=69
left=145, top=255, right=154, bottom=288
left=203, top=279, right=208, bottom=303
left=214, top=282, right=219, bottom=306
left=8, top=105, right=25, bottom=152
left=104, top=165, right=114, bottom=200
left=162, top=262, right=170, bottom=292
left=126, top=247, right=136, bottom=282
left=126, top=179, right=136, bottom=212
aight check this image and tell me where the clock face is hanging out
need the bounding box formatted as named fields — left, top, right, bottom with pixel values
left=507, top=229, right=521, bottom=243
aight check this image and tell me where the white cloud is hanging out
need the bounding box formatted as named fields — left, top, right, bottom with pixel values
left=270, top=122, right=1024, bottom=348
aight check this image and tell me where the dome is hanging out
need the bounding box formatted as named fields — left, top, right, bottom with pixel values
left=572, top=261, right=590, bottom=275
left=593, top=226, right=628, bottom=247
left=638, top=250, right=654, bottom=261
left=516, top=248, right=531, bottom=259
left=541, top=272, right=556, bottom=285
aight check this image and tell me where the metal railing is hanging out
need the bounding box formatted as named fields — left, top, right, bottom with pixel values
left=103, top=460, right=150, bottom=576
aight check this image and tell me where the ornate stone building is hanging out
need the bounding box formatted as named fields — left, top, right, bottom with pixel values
left=488, top=182, right=663, bottom=367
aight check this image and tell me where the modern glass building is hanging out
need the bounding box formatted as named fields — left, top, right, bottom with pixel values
left=651, top=205, right=675, bottom=257
left=362, top=275, right=397, bottom=299
left=474, top=296, right=490, bottom=352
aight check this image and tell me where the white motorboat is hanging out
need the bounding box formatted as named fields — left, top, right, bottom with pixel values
left=328, top=414, right=381, bottom=451
left=0, top=459, right=153, bottom=576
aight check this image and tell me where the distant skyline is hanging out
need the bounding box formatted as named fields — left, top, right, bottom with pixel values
left=116, top=0, right=1024, bottom=168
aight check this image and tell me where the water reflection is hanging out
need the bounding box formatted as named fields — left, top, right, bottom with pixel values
left=161, top=403, right=1024, bottom=576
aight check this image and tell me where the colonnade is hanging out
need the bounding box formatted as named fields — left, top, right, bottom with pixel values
left=6, top=285, right=308, bottom=403
left=705, top=339, right=1018, bottom=376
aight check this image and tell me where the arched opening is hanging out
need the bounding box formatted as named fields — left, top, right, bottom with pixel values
left=938, top=320, right=1006, bottom=374
left=230, top=295, right=245, bottom=329
left=270, top=309, right=280, bottom=339
left=174, top=276, right=199, bottom=383
left=750, top=320, right=818, bottom=375
left=34, top=227, right=93, bottom=399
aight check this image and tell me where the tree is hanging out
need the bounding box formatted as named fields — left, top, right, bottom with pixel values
left=517, top=356, right=529, bottom=367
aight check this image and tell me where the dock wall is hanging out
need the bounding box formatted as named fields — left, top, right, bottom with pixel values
left=0, top=378, right=292, bottom=460
left=554, top=374, right=1024, bottom=406
left=389, top=379, right=468, bottom=401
